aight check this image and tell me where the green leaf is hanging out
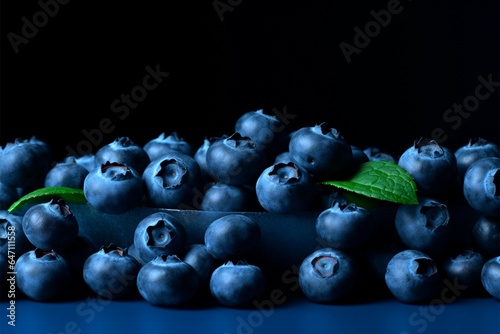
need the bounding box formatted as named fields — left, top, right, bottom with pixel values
left=320, top=161, right=418, bottom=205
left=8, top=187, right=87, bottom=213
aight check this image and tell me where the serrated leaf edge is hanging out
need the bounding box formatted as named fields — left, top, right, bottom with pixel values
left=320, top=161, right=418, bottom=205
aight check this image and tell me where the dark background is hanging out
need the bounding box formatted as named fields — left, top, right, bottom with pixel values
left=1, top=0, right=499, bottom=163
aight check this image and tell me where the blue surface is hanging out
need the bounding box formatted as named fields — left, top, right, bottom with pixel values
left=1, top=295, right=499, bottom=334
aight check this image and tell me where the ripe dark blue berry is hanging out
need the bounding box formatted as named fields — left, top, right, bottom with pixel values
left=83, top=243, right=141, bottom=299
left=94, top=136, right=150, bottom=174
left=84, top=161, right=144, bottom=214
left=256, top=161, right=316, bottom=213
left=15, top=248, right=72, bottom=301
left=441, top=249, right=486, bottom=296
left=22, top=199, right=79, bottom=252
left=209, top=260, right=266, bottom=308
left=205, top=132, right=267, bottom=186
left=142, top=152, right=202, bottom=209
left=200, top=182, right=259, bottom=212
left=204, top=214, right=261, bottom=261
left=133, top=212, right=187, bottom=264
left=398, top=138, right=457, bottom=198
left=288, top=123, right=352, bottom=180
left=234, top=109, right=288, bottom=160
left=298, top=247, right=358, bottom=304
left=455, top=137, right=500, bottom=183
left=394, top=197, right=453, bottom=256
left=44, top=156, right=89, bottom=189
left=0, top=136, right=51, bottom=190
left=385, top=249, right=440, bottom=304
left=481, top=256, right=500, bottom=300
left=315, top=203, right=374, bottom=250
left=472, top=215, right=500, bottom=258
left=143, top=132, right=195, bottom=161
left=137, top=254, right=199, bottom=306
left=463, top=157, right=500, bottom=217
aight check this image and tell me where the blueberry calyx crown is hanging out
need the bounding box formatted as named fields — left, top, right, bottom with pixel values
left=155, top=254, right=181, bottom=263
left=225, top=133, right=256, bottom=149
left=157, top=159, right=187, bottom=188
left=100, top=243, right=127, bottom=257
left=410, top=258, right=438, bottom=277
left=311, top=255, right=338, bottom=278
left=269, top=162, right=300, bottom=185
left=112, top=136, right=135, bottom=148
left=101, top=162, right=133, bottom=180
left=414, top=138, right=444, bottom=158
left=316, top=122, right=344, bottom=140
left=49, top=198, right=72, bottom=218
left=420, top=201, right=449, bottom=231
left=467, top=137, right=488, bottom=147
left=34, top=248, right=57, bottom=259
left=146, top=220, right=175, bottom=248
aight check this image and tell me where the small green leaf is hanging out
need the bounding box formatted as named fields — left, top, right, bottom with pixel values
left=8, top=187, right=87, bottom=213
left=320, top=161, right=418, bottom=205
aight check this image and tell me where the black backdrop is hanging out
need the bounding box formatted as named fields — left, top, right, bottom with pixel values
left=2, top=1, right=499, bottom=163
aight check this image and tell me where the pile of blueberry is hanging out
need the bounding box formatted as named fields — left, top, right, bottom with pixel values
left=0, top=109, right=499, bottom=307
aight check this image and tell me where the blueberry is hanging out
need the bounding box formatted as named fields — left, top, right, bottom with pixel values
left=22, top=199, right=79, bottom=252
left=142, top=151, right=202, bottom=209
left=315, top=202, right=374, bottom=250
left=472, top=215, right=500, bottom=258
left=200, top=182, right=260, bottom=212
left=15, top=248, right=72, bottom=301
left=143, top=132, right=195, bottom=161
left=137, top=254, right=199, bottom=306
left=44, top=156, right=89, bottom=189
left=94, top=136, right=150, bottom=174
left=84, top=161, right=144, bottom=214
left=441, top=249, right=486, bottom=296
left=385, top=249, right=441, bottom=304
left=398, top=138, right=457, bottom=198
left=255, top=161, right=317, bottom=213
left=234, top=109, right=288, bottom=160
left=454, top=137, right=500, bottom=183
left=288, top=123, right=352, bottom=180
left=298, top=247, right=358, bottom=304
left=481, top=256, right=500, bottom=299
left=205, top=132, right=267, bottom=186
left=394, top=197, right=453, bottom=256
left=204, top=214, right=261, bottom=261
left=0, top=210, right=32, bottom=258
left=0, top=136, right=51, bottom=189
left=83, top=243, right=141, bottom=299
left=463, top=157, right=500, bottom=217
left=133, top=212, right=187, bottom=264
left=209, top=260, right=266, bottom=308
